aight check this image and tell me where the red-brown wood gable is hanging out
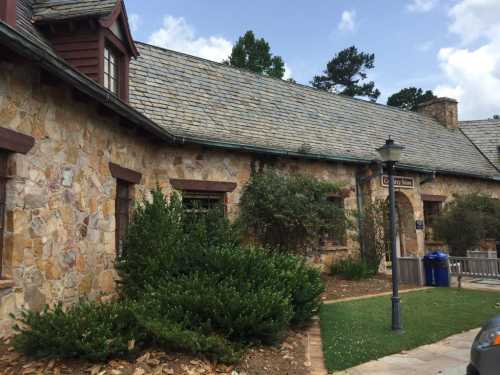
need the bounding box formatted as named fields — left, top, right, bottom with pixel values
left=99, top=0, right=139, bottom=58
left=34, top=0, right=138, bottom=102
left=51, top=26, right=101, bottom=83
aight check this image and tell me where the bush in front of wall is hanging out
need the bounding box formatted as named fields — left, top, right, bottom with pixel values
left=331, top=258, right=376, bottom=280
left=11, top=187, right=324, bottom=364
left=239, top=169, right=351, bottom=255
left=11, top=300, right=142, bottom=362
left=434, top=193, right=500, bottom=256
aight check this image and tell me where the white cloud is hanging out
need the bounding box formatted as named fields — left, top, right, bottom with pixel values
left=128, top=14, right=142, bottom=34
left=284, top=64, right=293, bottom=80
left=148, top=16, right=232, bottom=62
left=338, top=10, right=356, bottom=32
left=449, top=0, right=500, bottom=44
left=407, top=0, right=437, bottom=12
left=434, top=0, right=500, bottom=119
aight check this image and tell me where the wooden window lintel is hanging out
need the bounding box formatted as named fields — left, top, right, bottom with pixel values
left=0, top=127, right=35, bottom=154
left=109, top=163, right=142, bottom=184
left=170, top=179, right=237, bottom=193
left=421, top=194, right=447, bottom=202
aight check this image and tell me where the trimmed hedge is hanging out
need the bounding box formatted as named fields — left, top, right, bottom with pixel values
left=12, top=188, right=324, bottom=363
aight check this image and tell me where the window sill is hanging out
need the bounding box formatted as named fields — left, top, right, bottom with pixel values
left=0, top=279, right=14, bottom=290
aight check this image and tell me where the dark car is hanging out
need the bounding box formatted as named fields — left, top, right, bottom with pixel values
left=468, top=315, right=500, bottom=375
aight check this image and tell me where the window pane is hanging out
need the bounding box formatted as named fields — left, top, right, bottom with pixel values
left=104, top=46, right=120, bottom=95
left=182, top=191, right=225, bottom=214
left=111, top=77, right=118, bottom=94
left=116, top=180, right=132, bottom=256
left=424, top=201, right=442, bottom=241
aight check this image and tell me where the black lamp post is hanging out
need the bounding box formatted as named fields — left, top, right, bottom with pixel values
left=377, top=138, right=404, bottom=332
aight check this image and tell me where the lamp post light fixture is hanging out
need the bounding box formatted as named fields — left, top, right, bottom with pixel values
left=377, top=138, right=405, bottom=332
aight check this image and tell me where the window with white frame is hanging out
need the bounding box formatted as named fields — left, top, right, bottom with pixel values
left=104, top=46, right=120, bottom=95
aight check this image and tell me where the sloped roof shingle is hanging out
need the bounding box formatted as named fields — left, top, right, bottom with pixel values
left=461, top=119, right=500, bottom=170
left=32, top=0, right=117, bottom=22
left=15, top=0, right=54, bottom=51
left=7, top=0, right=500, bottom=179
left=129, top=42, right=500, bottom=178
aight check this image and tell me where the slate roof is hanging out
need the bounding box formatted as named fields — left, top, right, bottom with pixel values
left=461, top=119, right=500, bottom=170
left=5, top=0, right=500, bottom=180
left=15, top=0, right=54, bottom=51
left=31, top=0, right=117, bottom=22
left=129, top=42, right=500, bottom=178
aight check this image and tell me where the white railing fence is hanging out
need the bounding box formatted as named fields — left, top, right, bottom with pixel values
left=449, top=256, right=500, bottom=287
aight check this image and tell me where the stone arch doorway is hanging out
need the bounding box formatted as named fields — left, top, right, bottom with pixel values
left=394, top=192, right=417, bottom=257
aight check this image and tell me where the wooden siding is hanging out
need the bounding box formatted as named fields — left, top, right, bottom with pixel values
left=51, top=31, right=101, bottom=82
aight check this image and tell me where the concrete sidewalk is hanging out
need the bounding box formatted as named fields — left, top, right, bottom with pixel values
left=335, top=329, right=478, bottom=375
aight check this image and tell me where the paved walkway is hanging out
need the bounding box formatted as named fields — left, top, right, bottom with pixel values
left=335, top=328, right=478, bottom=375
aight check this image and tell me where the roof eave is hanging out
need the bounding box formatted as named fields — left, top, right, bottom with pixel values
left=176, top=135, right=373, bottom=165
left=0, top=21, right=174, bottom=143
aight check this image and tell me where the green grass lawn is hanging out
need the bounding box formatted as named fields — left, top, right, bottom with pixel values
left=320, top=288, right=500, bottom=372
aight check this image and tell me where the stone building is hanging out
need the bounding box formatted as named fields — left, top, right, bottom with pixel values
left=0, top=0, right=499, bottom=335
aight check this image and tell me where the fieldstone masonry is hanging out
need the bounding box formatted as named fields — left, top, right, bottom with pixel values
left=0, top=60, right=500, bottom=337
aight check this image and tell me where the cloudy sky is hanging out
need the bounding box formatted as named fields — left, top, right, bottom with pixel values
left=125, top=0, right=500, bottom=120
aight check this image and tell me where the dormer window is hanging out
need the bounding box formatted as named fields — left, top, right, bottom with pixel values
left=32, top=0, right=139, bottom=102
left=104, top=46, right=120, bottom=95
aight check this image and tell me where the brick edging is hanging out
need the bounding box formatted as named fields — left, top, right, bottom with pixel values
left=323, top=287, right=431, bottom=305
left=306, top=316, right=328, bottom=375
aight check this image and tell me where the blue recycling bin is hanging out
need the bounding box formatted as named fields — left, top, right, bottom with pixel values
left=433, top=251, right=450, bottom=287
left=423, top=251, right=450, bottom=287
left=423, top=252, right=437, bottom=286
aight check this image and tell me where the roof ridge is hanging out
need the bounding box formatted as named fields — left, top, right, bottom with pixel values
left=134, top=40, right=443, bottom=125
left=460, top=119, right=500, bottom=124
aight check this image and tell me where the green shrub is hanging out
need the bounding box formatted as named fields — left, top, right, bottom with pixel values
left=11, top=301, right=141, bottom=362
left=138, top=318, right=241, bottom=364
left=136, top=272, right=293, bottom=344
left=116, top=189, right=239, bottom=298
left=13, top=187, right=324, bottom=364
left=331, top=258, right=376, bottom=280
left=239, top=169, right=351, bottom=254
left=434, top=193, right=500, bottom=256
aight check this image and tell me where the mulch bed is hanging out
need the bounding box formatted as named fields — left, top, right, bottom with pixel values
left=322, top=273, right=419, bottom=301
left=0, top=274, right=420, bottom=375
left=0, top=330, right=310, bottom=375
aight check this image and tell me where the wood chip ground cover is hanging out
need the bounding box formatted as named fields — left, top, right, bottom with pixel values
left=0, top=330, right=309, bottom=375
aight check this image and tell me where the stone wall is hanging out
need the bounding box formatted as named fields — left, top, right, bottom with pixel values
left=1, top=59, right=500, bottom=337
left=370, top=171, right=500, bottom=257
left=0, top=61, right=360, bottom=336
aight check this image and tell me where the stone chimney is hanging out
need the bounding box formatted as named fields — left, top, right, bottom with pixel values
left=0, top=0, right=17, bottom=27
left=417, top=97, right=459, bottom=130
